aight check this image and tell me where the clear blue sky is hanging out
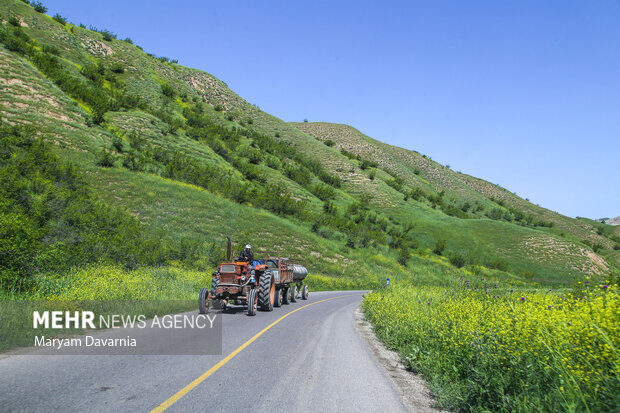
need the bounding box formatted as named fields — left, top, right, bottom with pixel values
left=44, top=0, right=620, bottom=219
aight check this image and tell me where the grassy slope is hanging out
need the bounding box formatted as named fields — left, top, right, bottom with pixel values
left=0, top=0, right=616, bottom=291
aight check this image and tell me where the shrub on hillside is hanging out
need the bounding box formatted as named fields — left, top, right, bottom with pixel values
left=254, top=183, right=306, bottom=217
left=96, top=150, right=115, bottom=167
left=324, top=139, right=335, bottom=147
left=52, top=14, right=67, bottom=25
left=433, top=239, right=446, bottom=255
left=31, top=1, right=47, bottom=13
left=112, top=136, right=124, bottom=153
left=80, top=62, right=105, bottom=82
left=264, top=155, right=282, bottom=170
left=109, top=62, right=125, bottom=74
left=284, top=164, right=313, bottom=187
left=387, top=176, right=404, bottom=192
left=122, top=150, right=146, bottom=172
left=100, top=29, right=116, bottom=41
left=397, top=248, right=410, bottom=266
left=360, top=159, right=378, bottom=170
left=311, top=183, right=336, bottom=201
left=311, top=221, right=320, bottom=233
left=345, top=236, right=356, bottom=249
left=317, top=170, right=342, bottom=188
left=243, top=146, right=262, bottom=165
left=323, top=201, right=337, bottom=215
left=486, top=207, right=513, bottom=222
left=41, top=44, right=61, bottom=55
left=409, top=188, right=424, bottom=201
left=448, top=252, right=467, bottom=268
left=8, top=16, right=21, bottom=26
left=484, top=258, right=508, bottom=272
left=161, top=83, right=176, bottom=98
left=340, top=148, right=360, bottom=160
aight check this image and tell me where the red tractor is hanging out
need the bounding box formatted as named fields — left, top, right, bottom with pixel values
left=199, top=238, right=309, bottom=316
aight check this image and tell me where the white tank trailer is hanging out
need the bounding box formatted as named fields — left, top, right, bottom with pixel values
left=292, top=265, right=308, bottom=282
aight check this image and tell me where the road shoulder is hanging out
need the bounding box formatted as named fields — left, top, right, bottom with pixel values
left=354, top=306, right=448, bottom=413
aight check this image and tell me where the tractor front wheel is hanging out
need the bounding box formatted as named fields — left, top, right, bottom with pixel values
left=198, top=288, right=210, bottom=314
left=247, top=289, right=257, bottom=316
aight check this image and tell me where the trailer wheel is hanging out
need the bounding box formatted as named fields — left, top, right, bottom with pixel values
left=290, top=284, right=298, bottom=303
left=247, top=289, right=257, bottom=316
left=301, top=284, right=309, bottom=300
left=259, top=270, right=274, bottom=311
left=274, top=288, right=282, bottom=307
left=198, top=288, right=209, bottom=314
left=282, top=287, right=290, bottom=305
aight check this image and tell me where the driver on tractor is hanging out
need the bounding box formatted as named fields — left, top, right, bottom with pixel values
left=239, top=244, right=254, bottom=264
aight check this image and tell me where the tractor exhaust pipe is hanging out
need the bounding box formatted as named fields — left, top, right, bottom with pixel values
left=226, top=236, right=232, bottom=261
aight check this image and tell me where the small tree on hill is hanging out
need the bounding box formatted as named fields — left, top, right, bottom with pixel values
left=32, top=2, right=47, bottom=13
left=52, top=14, right=67, bottom=25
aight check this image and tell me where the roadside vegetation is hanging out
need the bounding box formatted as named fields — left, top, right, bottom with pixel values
left=363, top=271, right=620, bottom=412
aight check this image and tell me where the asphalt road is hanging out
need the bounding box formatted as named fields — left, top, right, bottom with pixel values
left=0, top=291, right=409, bottom=412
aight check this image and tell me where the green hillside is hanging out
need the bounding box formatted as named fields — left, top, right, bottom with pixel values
left=0, top=0, right=617, bottom=299
left=292, top=122, right=620, bottom=272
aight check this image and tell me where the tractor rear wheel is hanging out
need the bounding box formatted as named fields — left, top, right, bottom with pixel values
left=247, top=289, right=257, bottom=316
left=274, top=288, right=282, bottom=307
left=259, top=270, right=274, bottom=311
left=290, top=284, right=298, bottom=303
left=301, top=284, right=309, bottom=300
left=282, top=286, right=290, bottom=305
left=198, top=288, right=209, bottom=314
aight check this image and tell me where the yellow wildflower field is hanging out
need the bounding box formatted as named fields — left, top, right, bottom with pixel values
left=363, top=277, right=619, bottom=412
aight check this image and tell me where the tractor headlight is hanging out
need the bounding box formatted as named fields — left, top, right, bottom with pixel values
left=241, top=275, right=246, bottom=281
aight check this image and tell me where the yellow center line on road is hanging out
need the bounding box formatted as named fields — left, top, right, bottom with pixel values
left=150, top=294, right=358, bottom=413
